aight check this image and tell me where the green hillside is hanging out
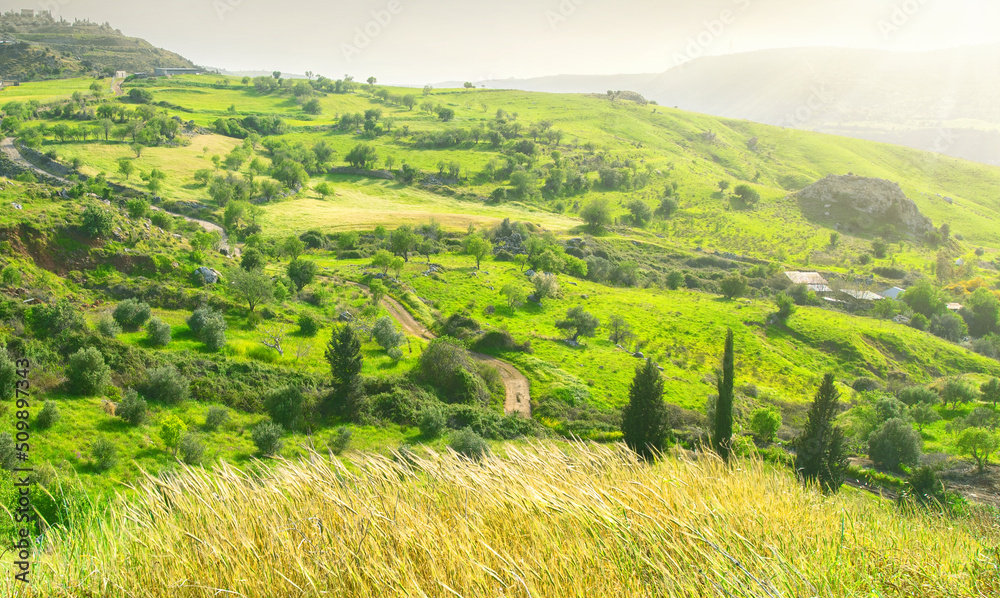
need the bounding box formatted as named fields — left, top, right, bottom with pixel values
left=0, top=12, right=195, bottom=80
left=0, top=72, right=999, bottom=563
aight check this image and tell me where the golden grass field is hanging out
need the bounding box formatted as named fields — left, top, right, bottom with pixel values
left=9, top=443, right=997, bottom=597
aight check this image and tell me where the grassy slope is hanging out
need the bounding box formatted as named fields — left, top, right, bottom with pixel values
left=10, top=443, right=996, bottom=597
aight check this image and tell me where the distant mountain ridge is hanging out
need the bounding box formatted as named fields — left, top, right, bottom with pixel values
left=462, top=45, right=1000, bottom=165
left=0, top=10, right=195, bottom=80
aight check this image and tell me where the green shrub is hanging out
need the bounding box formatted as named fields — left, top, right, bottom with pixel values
left=251, top=420, right=284, bottom=456
left=852, top=377, right=882, bottom=393
left=178, top=433, right=205, bottom=465
left=113, top=299, right=151, bottom=331
left=897, top=386, right=938, bottom=406
left=138, top=365, right=189, bottom=404
left=419, top=406, right=447, bottom=438
left=91, top=437, right=117, bottom=472
left=263, top=385, right=306, bottom=431
left=150, top=211, right=173, bottom=231
left=909, top=313, right=929, bottom=331
left=417, top=338, right=491, bottom=406
left=449, top=428, right=489, bottom=460
left=748, top=407, right=782, bottom=443
left=35, top=401, right=59, bottom=429
left=719, top=274, right=748, bottom=299
left=287, top=258, right=318, bottom=290
left=775, top=292, right=796, bottom=319
left=96, top=315, right=122, bottom=337
left=0, top=351, right=16, bottom=402
left=0, top=432, right=15, bottom=470
left=116, top=389, right=148, bottom=425
left=204, top=406, right=229, bottom=431
left=327, top=427, right=352, bottom=455
left=81, top=204, right=114, bottom=238
left=65, top=347, right=111, bottom=396
left=298, top=314, right=320, bottom=337
left=145, top=317, right=172, bottom=347
left=30, top=299, right=84, bottom=336
left=867, top=418, right=922, bottom=472
left=189, top=307, right=227, bottom=351
left=247, top=345, right=277, bottom=363
left=1, top=265, right=21, bottom=287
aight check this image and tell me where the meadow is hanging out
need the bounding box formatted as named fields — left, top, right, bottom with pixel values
left=5, top=442, right=997, bottom=597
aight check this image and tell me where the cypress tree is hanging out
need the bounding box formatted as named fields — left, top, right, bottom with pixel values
left=795, top=373, right=849, bottom=493
left=621, top=359, right=670, bottom=460
left=713, top=329, right=735, bottom=462
left=325, top=324, right=364, bottom=415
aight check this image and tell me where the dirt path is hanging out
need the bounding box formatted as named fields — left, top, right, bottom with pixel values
left=343, top=279, right=532, bottom=418
left=2, top=137, right=233, bottom=255
left=111, top=77, right=123, bottom=97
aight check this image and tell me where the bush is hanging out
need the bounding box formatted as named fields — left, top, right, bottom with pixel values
left=910, top=313, right=929, bottom=331
left=1, top=265, right=21, bottom=287
left=150, top=211, right=173, bottom=231
left=81, top=204, right=114, bottom=238
left=867, top=418, right=922, bottom=472
left=204, top=406, right=229, bottom=431
left=287, top=258, right=318, bottom=290
left=417, top=339, right=492, bottom=406
left=449, top=428, right=489, bottom=460
left=419, top=406, right=448, bottom=438
left=251, top=420, right=284, bottom=456
left=117, top=389, right=147, bottom=425
left=373, top=316, right=404, bottom=351
left=471, top=330, right=532, bottom=354
left=748, top=407, right=782, bottom=443
left=719, top=273, right=749, bottom=299
left=96, top=315, right=122, bottom=337
left=178, top=433, right=205, bottom=465
left=35, top=401, right=60, bottom=429
left=145, top=317, right=172, bottom=347
left=91, top=437, right=117, bottom=471
left=189, top=307, right=227, bottom=351
left=0, top=432, right=15, bottom=470
left=328, top=427, right=352, bottom=454
left=263, top=385, right=306, bottom=431
left=66, top=347, right=111, bottom=395
left=138, top=365, right=189, bottom=404
left=30, top=299, right=84, bottom=336
left=897, top=386, right=938, bottom=406
left=113, top=299, right=151, bottom=331
left=298, top=314, right=320, bottom=337
left=852, top=377, right=882, bottom=393
left=930, top=312, right=968, bottom=343
left=775, top=292, right=796, bottom=320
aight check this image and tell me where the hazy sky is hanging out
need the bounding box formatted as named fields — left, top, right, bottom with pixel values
left=15, top=0, right=1000, bottom=82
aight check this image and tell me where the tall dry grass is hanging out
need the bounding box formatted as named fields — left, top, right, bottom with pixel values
left=8, top=443, right=999, bottom=597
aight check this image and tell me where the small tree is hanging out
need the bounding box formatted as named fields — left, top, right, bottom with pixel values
left=621, top=359, right=670, bottom=460
left=66, top=347, right=111, bottom=396
left=35, top=401, right=60, bottom=430
left=228, top=267, right=273, bottom=313
left=749, top=407, right=782, bottom=443
left=204, top=406, right=230, bottom=431
left=956, top=428, right=999, bottom=472
left=81, top=204, right=114, bottom=238
left=500, top=284, right=526, bottom=311
left=287, top=258, right=318, bottom=290
left=464, top=234, right=492, bottom=270
left=795, top=374, right=849, bottom=493
left=96, top=315, right=122, bottom=338
left=282, top=236, right=305, bottom=261
left=941, top=378, right=978, bottom=409
left=139, top=365, right=189, bottom=404
left=980, top=378, right=1000, bottom=409
left=264, top=386, right=306, bottom=431
left=419, top=406, right=447, bottom=438
left=178, top=433, right=205, bottom=465
left=910, top=402, right=941, bottom=431
left=719, top=274, right=748, bottom=300
left=298, top=314, right=320, bottom=337
left=733, top=184, right=761, bottom=208
left=555, top=307, right=600, bottom=343
left=868, top=418, right=922, bottom=472
left=372, top=317, right=405, bottom=352
left=776, top=291, right=796, bottom=320
left=714, top=329, right=735, bottom=462
left=626, top=200, right=652, bottom=227
left=449, top=428, right=489, bottom=460
left=368, top=280, right=387, bottom=305
left=606, top=314, right=634, bottom=345
left=580, top=198, right=612, bottom=232
left=371, top=249, right=393, bottom=275
left=327, top=324, right=364, bottom=392
left=240, top=247, right=265, bottom=271
left=159, top=415, right=186, bottom=456
left=532, top=272, right=559, bottom=304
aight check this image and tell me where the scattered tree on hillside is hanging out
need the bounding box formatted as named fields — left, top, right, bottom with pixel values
left=368, top=280, right=387, bottom=306
left=981, top=378, right=1000, bottom=409
left=733, top=184, right=760, bottom=208
left=956, top=428, right=999, bottom=472
left=464, top=234, right=492, bottom=270
left=795, top=373, right=849, bottom=493
left=345, top=143, right=379, bottom=169
left=228, top=267, right=273, bottom=313
left=941, top=378, right=978, bottom=408
left=626, top=200, right=652, bottom=227
left=325, top=324, right=364, bottom=415
left=501, top=284, right=526, bottom=311
left=719, top=274, right=748, bottom=300
left=532, top=272, right=560, bottom=304
left=606, top=314, right=635, bottom=346
left=390, top=226, right=417, bottom=262
left=713, top=329, right=735, bottom=462
left=371, top=249, right=393, bottom=275
left=287, top=258, right=318, bottom=290
left=621, top=359, right=670, bottom=460
left=555, top=307, right=600, bottom=343
left=580, top=198, right=612, bottom=232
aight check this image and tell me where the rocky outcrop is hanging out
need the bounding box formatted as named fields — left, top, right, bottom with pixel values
left=795, top=175, right=933, bottom=235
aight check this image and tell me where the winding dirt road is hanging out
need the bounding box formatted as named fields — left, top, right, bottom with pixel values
left=2, top=137, right=233, bottom=255
left=345, top=279, right=532, bottom=418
